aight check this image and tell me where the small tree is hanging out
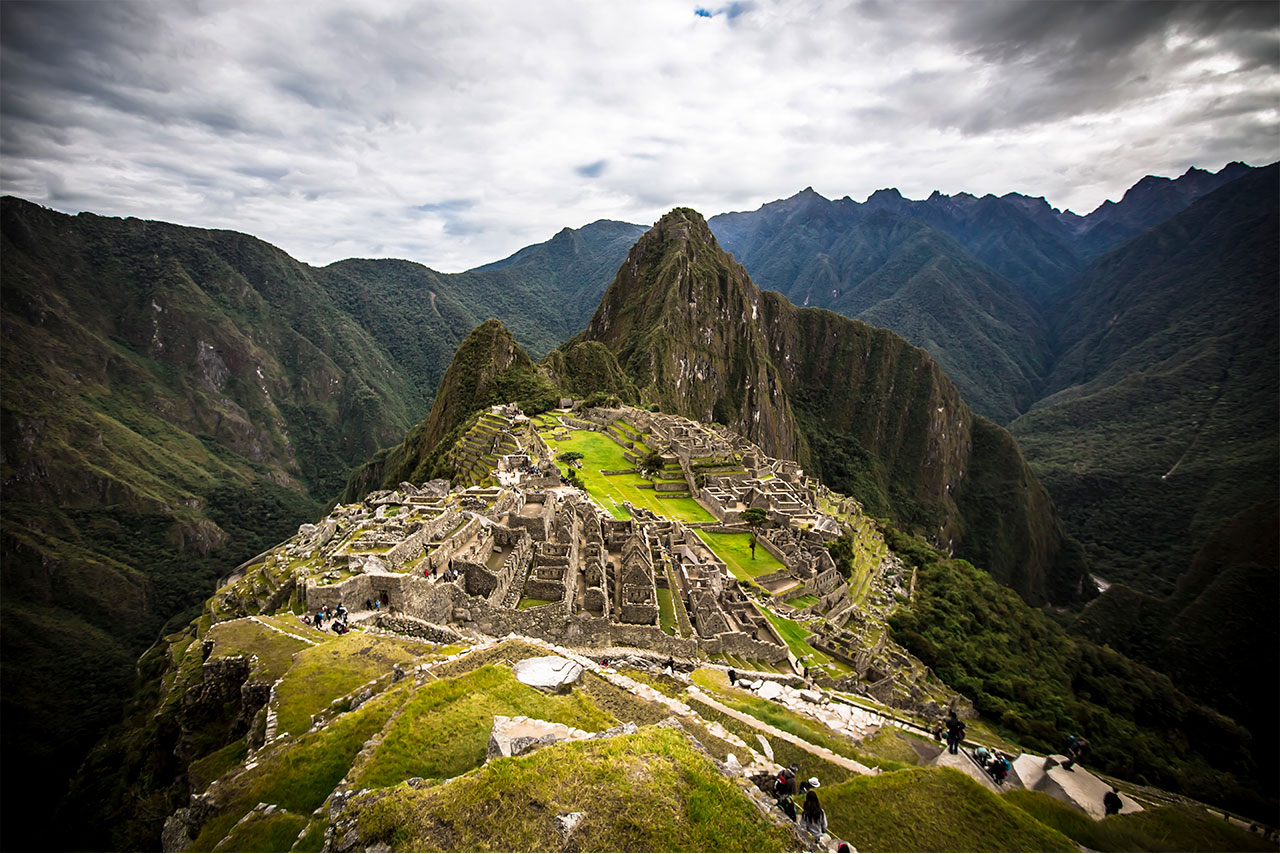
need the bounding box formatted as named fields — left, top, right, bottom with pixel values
left=742, top=507, right=768, bottom=559
left=557, top=451, right=584, bottom=467
left=640, top=450, right=664, bottom=477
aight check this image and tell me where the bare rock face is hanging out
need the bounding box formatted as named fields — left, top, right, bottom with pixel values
left=512, top=656, right=584, bottom=692
left=421, top=478, right=451, bottom=497
left=487, top=715, right=581, bottom=761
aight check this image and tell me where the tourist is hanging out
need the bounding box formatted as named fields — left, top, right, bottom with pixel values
left=836, top=843, right=851, bottom=853
left=945, top=711, right=965, bottom=755
left=974, top=745, right=991, bottom=767
left=1062, top=735, right=1088, bottom=771
left=665, top=656, right=675, bottom=676
left=776, top=792, right=797, bottom=821
left=774, top=764, right=798, bottom=799
left=728, top=667, right=737, bottom=686
left=799, top=776, right=820, bottom=795
left=1103, top=787, right=1122, bottom=816
left=798, top=790, right=827, bottom=837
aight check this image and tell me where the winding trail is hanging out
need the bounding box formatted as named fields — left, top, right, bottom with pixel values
left=685, top=686, right=876, bottom=775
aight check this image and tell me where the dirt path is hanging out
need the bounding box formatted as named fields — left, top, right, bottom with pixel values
left=686, top=686, right=876, bottom=775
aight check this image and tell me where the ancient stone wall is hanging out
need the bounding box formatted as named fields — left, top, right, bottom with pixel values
left=703, top=631, right=790, bottom=664
left=491, top=534, right=533, bottom=605
left=371, top=613, right=463, bottom=644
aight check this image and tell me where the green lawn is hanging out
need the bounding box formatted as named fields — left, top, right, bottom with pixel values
left=1005, top=790, right=1278, bottom=853
left=274, top=633, right=426, bottom=735
left=353, top=664, right=616, bottom=789
left=753, top=604, right=850, bottom=676
left=517, top=598, right=554, bottom=609
left=352, top=726, right=802, bottom=852
left=657, top=587, right=677, bottom=635
left=785, top=594, right=820, bottom=609
left=824, top=767, right=1076, bottom=852
left=545, top=429, right=714, bottom=523
left=694, top=530, right=783, bottom=580
left=206, top=618, right=311, bottom=682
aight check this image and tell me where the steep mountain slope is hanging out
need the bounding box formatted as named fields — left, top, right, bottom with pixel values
left=578, top=207, right=1087, bottom=604
left=471, top=219, right=648, bottom=335
left=1011, top=164, right=1279, bottom=594
left=0, top=197, right=427, bottom=828
left=342, top=319, right=559, bottom=500
left=709, top=194, right=1050, bottom=422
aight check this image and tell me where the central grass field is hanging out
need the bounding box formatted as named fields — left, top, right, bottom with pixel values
left=694, top=530, right=783, bottom=579
left=753, top=604, right=851, bottom=676
left=544, top=428, right=714, bottom=523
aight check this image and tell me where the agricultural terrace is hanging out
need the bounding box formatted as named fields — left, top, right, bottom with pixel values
left=542, top=426, right=715, bottom=524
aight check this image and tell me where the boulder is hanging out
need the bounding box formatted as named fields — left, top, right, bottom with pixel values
left=421, top=479, right=451, bottom=497
left=487, top=715, right=575, bottom=760
left=757, top=680, right=784, bottom=701
left=513, top=656, right=584, bottom=692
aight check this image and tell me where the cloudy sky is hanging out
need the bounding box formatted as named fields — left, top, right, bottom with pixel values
left=2, top=1, right=1277, bottom=271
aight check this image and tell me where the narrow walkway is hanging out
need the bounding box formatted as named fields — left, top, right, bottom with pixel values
left=249, top=615, right=320, bottom=645
left=686, top=686, right=876, bottom=775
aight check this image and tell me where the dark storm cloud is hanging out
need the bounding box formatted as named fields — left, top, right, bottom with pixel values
left=920, top=0, right=1280, bottom=133
left=949, top=1, right=1276, bottom=64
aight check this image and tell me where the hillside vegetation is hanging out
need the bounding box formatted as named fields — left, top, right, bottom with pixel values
left=882, top=526, right=1267, bottom=818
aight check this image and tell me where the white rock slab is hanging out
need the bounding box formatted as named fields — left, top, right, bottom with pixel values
left=513, top=656, right=584, bottom=692
left=757, top=680, right=785, bottom=701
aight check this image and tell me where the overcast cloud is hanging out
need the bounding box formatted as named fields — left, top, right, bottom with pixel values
left=2, top=0, right=1276, bottom=271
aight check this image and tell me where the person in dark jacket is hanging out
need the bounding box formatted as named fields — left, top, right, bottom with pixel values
left=1063, top=736, right=1088, bottom=770
left=773, top=764, right=798, bottom=799
left=945, top=711, right=965, bottom=755
left=1104, top=787, right=1123, bottom=816
left=728, top=667, right=737, bottom=686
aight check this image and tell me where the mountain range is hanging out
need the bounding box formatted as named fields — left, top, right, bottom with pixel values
left=0, top=159, right=1274, bottom=839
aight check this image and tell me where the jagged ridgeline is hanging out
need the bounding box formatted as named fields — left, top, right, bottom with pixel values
left=354, top=207, right=1088, bottom=605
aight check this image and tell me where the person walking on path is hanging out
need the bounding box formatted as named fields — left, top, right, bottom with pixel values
left=798, top=790, right=827, bottom=837
left=1062, top=735, right=1088, bottom=771
left=1104, top=787, right=1122, bottom=816
left=728, top=667, right=737, bottom=686
left=945, top=711, right=965, bottom=755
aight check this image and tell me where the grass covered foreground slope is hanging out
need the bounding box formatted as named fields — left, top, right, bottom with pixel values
left=578, top=207, right=1088, bottom=605
left=69, top=579, right=1273, bottom=854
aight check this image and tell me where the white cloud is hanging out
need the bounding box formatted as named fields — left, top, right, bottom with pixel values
left=2, top=0, right=1276, bottom=270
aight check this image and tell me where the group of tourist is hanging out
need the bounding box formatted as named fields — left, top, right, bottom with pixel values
left=301, top=602, right=350, bottom=634
left=424, top=564, right=460, bottom=583
left=773, top=764, right=829, bottom=839
left=972, top=745, right=1011, bottom=784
